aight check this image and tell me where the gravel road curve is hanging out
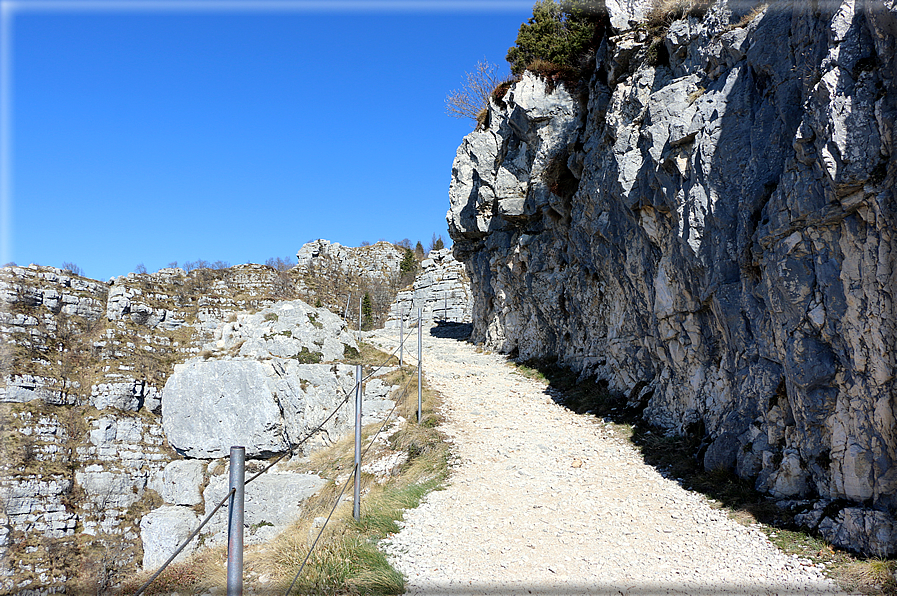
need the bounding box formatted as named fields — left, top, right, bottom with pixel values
left=367, top=325, right=845, bottom=596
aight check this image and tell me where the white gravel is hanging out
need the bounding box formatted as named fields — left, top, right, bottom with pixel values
left=367, top=326, right=845, bottom=596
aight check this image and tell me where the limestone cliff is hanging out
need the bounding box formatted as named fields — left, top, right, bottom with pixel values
left=294, top=239, right=409, bottom=326
left=384, top=248, right=473, bottom=328
left=448, top=0, right=897, bottom=556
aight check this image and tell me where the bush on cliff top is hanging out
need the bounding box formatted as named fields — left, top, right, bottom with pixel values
left=506, top=0, right=606, bottom=77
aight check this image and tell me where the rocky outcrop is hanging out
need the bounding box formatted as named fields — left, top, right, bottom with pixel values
left=448, top=1, right=897, bottom=556
left=293, top=239, right=409, bottom=326
left=207, top=299, right=356, bottom=363
left=384, top=249, right=473, bottom=328
left=0, top=261, right=373, bottom=591
left=296, top=239, right=404, bottom=284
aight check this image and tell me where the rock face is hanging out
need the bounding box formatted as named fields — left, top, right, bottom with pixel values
left=293, top=239, right=410, bottom=327
left=163, top=359, right=359, bottom=459
left=296, top=239, right=404, bottom=284
left=384, top=249, right=473, bottom=328
left=448, top=1, right=897, bottom=556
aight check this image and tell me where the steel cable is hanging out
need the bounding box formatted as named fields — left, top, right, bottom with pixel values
left=133, top=487, right=236, bottom=596
left=282, top=369, right=417, bottom=595
left=136, top=324, right=420, bottom=595
left=247, top=325, right=414, bottom=484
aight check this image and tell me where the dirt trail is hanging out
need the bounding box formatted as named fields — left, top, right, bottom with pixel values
left=368, top=325, right=844, bottom=596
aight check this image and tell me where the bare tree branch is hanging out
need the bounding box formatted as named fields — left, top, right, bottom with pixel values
left=445, top=59, right=505, bottom=121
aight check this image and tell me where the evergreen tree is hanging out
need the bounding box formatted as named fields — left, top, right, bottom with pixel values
left=400, top=248, right=416, bottom=275
left=506, top=0, right=604, bottom=76
left=362, top=293, right=374, bottom=330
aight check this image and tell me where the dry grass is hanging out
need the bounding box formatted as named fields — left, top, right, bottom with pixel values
left=118, top=548, right=228, bottom=595
left=838, top=559, right=897, bottom=595
left=247, top=367, right=448, bottom=595
left=644, top=0, right=712, bottom=30
left=734, top=2, right=769, bottom=28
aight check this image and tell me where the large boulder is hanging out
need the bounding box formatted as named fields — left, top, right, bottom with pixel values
left=162, top=359, right=358, bottom=459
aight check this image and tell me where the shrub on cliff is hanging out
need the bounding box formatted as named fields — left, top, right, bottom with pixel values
left=445, top=59, right=508, bottom=121
left=506, top=0, right=605, bottom=77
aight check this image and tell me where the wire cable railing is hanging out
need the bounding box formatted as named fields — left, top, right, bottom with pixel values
left=133, top=320, right=423, bottom=595
left=134, top=487, right=236, bottom=596
left=282, top=369, right=415, bottom=595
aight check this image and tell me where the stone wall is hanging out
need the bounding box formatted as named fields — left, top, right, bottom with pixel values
left=384, top=249, right=473, bottom=329
left=448, top=0, right=897, bottom=556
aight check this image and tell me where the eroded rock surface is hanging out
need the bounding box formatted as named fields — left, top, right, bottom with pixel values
left=384, top=249, right=473, bottom=328
left=448, top=1, right=897, bottom=556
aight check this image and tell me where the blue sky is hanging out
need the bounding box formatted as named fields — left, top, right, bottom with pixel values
left=2, top=0, right=534, bottom=281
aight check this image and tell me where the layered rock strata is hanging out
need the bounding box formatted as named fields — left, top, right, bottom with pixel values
left=384, top=249, right=473, bottom=328
left=0, top=262, right=383, bottom=591
left=448, top=0, right=897, bottom=556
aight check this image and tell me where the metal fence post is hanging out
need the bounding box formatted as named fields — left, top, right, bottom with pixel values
left=417, top=307, right=422, bottom=424
left=354, top=364, right=362, bottom=520
left=399, top=314, right=404, bottom=368
left=227, top=446, right=245, bottom=596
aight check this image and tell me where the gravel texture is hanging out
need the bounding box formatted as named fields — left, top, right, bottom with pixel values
left=367, top=324, right=845, bottom=596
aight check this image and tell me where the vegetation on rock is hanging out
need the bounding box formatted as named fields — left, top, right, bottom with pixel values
left=506, top=0, right=606, bottom=78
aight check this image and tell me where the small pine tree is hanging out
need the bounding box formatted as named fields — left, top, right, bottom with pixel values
left=400, top=248, right=416, bottom=274
left=361, top=293, right=374, bottom=330
left=414, top=242, right=425, bottom=260
left=506, top=0, right=604, bottom=76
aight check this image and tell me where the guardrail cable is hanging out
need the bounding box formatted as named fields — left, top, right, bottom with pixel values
left=359, top=324, right=417, bottom=385
left=137, top=325, right=420, bottom=595
left=282, top=369, right=416, bottom=595
left=133, top=487, right=236, bottom=596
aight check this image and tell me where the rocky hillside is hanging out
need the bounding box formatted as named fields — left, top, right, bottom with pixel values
left=448, top=0, right=896, bottom=556
left=294, top=239, right=413, bottom=326
left=0, top=259, right=400, bottom=593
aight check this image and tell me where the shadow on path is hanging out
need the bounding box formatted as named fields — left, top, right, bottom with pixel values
left=429, top=321, right=473, bottom=341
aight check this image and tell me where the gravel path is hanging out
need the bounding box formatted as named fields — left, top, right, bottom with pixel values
left=367, top=325, right=845, bottom=596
